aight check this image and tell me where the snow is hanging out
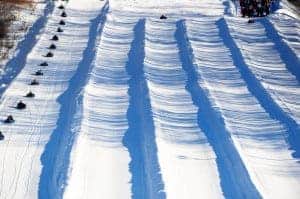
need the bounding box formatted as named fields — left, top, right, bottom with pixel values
left=0, top=0, right=107, bottom=198
left=0, top=0, right=299, bottom=198
left=0, top=0, right=47, bottom=72
left=185, top=16, right=300, bottom=198
left=64, top=10, right=134, bottom=199
left=0, top=0, right=51, bottom=95
left=277, top=0, right=300, bottom=19
left=268, top=15, right=300, bottom=60
left=226, top=17, right=300, bottom=126
left=144, top=18, right=223, bottom=198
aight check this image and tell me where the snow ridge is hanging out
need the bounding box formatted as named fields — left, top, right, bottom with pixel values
left=268, top=15, right=300, bottom=60
left=186, top=16, right=300, bottom=198
left=176, top=18, right=261, bottom=199
left=0, top=0, right=300, bottom=198
left=123, top=19, right=166, bottom=199
left=261, top=18, right=300, bottom=83
left=64, top=10, right=137, bottom=199
left=144, top=18, right=224, bottom=199
left=222, top=17, right=300, bottom=158
left=39, top=2, right=109, bottom=198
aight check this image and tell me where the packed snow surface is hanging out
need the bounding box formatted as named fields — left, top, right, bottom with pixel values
left=0, top=0, right=299, bottom=198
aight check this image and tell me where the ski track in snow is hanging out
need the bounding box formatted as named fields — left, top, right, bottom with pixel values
left=0, top=0, right=300, bottom=198
left=184, top=16, right=300, bottom=199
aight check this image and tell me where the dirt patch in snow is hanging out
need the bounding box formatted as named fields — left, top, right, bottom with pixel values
left=0, top=0, right=35, bottom=64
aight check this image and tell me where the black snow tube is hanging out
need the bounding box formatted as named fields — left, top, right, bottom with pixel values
left=59, top=20, right=66, bottom=25
left=30, top=79, right=39, bottom=85
left=4, top=115, right=14, bottom=123
left=52, top=35, right=59, bottom=41
left=40, top=62, right=48, bottom=66
left=16, top=101, right=26, bottom=110
left=0, top=132, right=4, bottom=140
left=25, top=91, right=35, bottom=98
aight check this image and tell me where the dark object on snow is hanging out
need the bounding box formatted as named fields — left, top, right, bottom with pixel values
left=16, top=101, right=26, bottom=110
left=40, top=62, right=48, bottom=66
left=4, top=115, right=14, bottom=123
left=30, top=79, right=39, bottom=85
left=58, top=5, right=65, bottom=9
left=51, top=35, right=59, bottom=41
left=248, top=19, right=255, bottom=23
left=59, top=20, right=66, bottom=25
left=45, top=52, right=54, bottom=57
left=35, top=70, right=43, bottom=76
left=57, top=27, right=63, bottom=32
left=61, top=11, right=67, bottom=17
left=25, top=91, right=35, bottom=98
left=0, top=131, right=4, bottom=140
left=49, top=44, right=56, bottom=50
left=160, top=15, right=167, bottom=19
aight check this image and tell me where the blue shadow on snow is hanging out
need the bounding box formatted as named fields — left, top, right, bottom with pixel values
left=260, top=18, right=300, bottom=84
left=38, top=3, right=109, bottom=199
left=175, top=19, right=262, bottom=199
left=122, top=19, right=166, bottom=199
left=0, top=1, right=54, bottom=97
left=217, top=18, right=300, bottom=158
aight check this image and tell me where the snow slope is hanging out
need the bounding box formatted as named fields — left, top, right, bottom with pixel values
left=185, top=16, right=300, bottom=198
left=64, top=10, right=135, bottom=199
left=144, top=18, right=223, bottom=199
left=0, top=0, right=107, bottom=198
left=0, top=0, right=299, bottom=198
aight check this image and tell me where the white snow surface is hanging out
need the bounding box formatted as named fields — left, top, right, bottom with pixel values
left=0, top=0, right=107, bottom=198
left=144, top=18, right=223, bottom=199
left=227, top=17, right=300, bottom=125
left=186, top=16, right=300, bottom=198
left=0, top=0, right=299, bottom=199
left=64, top=11, right=135, bottom=199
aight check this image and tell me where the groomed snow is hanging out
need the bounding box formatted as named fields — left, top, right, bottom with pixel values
left=226, top=17, right=300, bottom=125
left=144, top=18, right=223, bottom=198
left=0, top=0, right=106, bottom=198
left=185, top=16, right=300, bottom=198
left=0, top=0, right=299, bottom=198
left=64, top=11, right=135, bottom=199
